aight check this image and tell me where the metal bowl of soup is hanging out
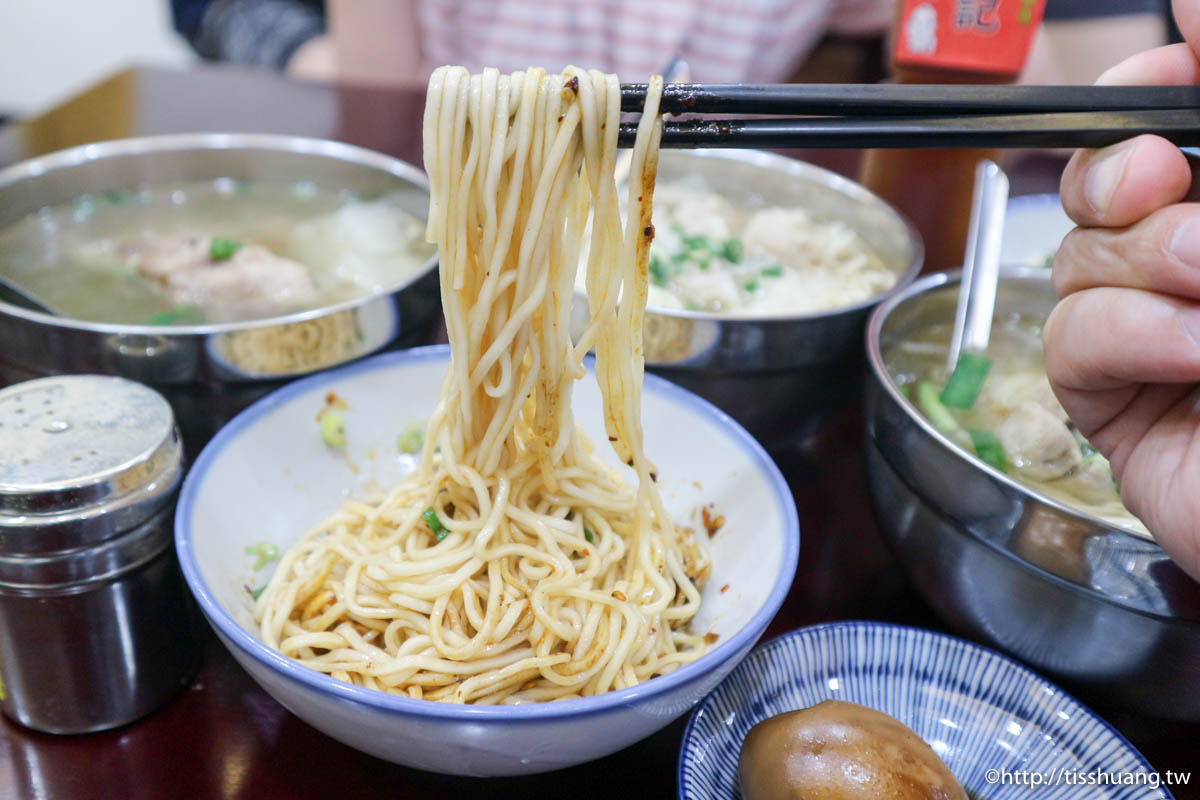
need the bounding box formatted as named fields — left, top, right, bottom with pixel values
left=572, top=149, right=923, bottom=449
left=0, top=133, right=439, bottom=449
left=865, top=266, right=1200, bottom=721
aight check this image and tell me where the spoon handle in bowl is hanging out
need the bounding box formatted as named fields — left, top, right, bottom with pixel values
left=947, top=159, right=1009, bottom=373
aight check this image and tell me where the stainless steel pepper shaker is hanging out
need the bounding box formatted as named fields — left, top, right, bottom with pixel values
left=0, top=374, right=199, bottom=733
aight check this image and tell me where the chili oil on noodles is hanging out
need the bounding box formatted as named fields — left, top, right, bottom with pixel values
left=254, top=67, right=714, bottom=704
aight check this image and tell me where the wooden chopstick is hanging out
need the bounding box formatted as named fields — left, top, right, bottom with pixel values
left=615, top=109, right=1200, bottom=149
left=619, top=83, right=1200, bottom=116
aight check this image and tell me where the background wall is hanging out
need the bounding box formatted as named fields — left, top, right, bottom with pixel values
left=0, top=0, right=193, bottom=118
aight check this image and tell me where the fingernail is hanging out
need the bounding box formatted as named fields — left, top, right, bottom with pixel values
left=1170, top=219, right=1200, bottom=269
left=1084, top=143, right=1133, bottom=215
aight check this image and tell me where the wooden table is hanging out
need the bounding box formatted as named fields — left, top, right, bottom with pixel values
left=0, top=66, right=1195, bottom=799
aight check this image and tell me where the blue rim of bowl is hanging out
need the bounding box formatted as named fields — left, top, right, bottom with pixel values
left=176, top=344, right=801, bottom=722
left=676, top=620, right=1167, bottom=799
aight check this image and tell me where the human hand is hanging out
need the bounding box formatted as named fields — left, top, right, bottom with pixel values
left=287, top=34, right=336, bottom=83
left=1043, top=0, right=1200, bottom=579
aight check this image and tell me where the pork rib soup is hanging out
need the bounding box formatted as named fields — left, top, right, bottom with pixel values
left=887, top=312, right=1148, bottom=536
left=0, top=180, right=434, bottom=325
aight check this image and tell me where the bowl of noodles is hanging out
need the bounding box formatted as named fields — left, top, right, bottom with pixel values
left=176, top=67, right=799, bottom=776
left=176, top=345, right=799, bottom=775
left=572, top=149, right=923, bottom=449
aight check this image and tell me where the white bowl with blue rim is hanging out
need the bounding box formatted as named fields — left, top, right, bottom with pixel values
left=175, top=344, right=800, bottom=776
left=679, top=621, right=1174, bottom=800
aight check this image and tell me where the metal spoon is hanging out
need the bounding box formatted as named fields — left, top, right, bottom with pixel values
left=946, top=159, right=1010, bottom=372
left=0, top=273, right=61, bottom=316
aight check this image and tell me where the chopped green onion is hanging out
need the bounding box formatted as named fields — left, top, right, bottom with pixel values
left=147, top=305, right=205, bottom=326
left=320, top=411, right=346, bottom=448
left=896, top=382, right=911, bottom=401
left=940, top=353, right=992, bottom=409
left=916, top=381, right=959, bottom=435
left=244, top=542, right=279, bottom=570
left=105, top=190, right=129, bottom=205
left=249, top=585, right=266, bottom=600
left=720, top=238, right=744, bottom=263
left=967, top=429, right=1008, bottom=472
left=1080, top=441, right=1097, bottom=457
left=684, top=302, right=702, bottom=311
left=760, top=265, right=783, bottom=278
left=584, top=527, right=595, bottom=544
left=73, top=197, right=96, bottom=219
left=424, top=507, right=448, bottom=541
left=743, top=280, right=759, bottom=292
left=648, top=254, right=668, bottom=287
left=681, top=233, right=709, bottom=251
left=209, top=236, right=243, bottom=261
left=397, top=426, right=423, bottom=455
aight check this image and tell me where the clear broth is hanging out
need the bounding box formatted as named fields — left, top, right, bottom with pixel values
left=0, top=179, right=434, bottom=324
left=888, top=312, right=1149, bottom=536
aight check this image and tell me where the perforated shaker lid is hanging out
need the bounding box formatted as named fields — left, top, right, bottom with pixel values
left=0, top=375, right=182, bottom=554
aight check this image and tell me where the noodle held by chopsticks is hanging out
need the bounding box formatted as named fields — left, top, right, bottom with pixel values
left=256, top=67, right=711, bottom=704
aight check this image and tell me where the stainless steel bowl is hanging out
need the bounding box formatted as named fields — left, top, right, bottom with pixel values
left=865, top=266, right=1200, bottom=721
left=575, top=149, right=922, bottom=449
left=0, top=134, right=439, bottom=449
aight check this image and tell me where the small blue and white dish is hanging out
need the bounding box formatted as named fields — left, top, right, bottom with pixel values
left=679, top=621, right=1173, bottom=800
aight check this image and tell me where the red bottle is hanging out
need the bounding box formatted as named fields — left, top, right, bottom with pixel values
left=861, top=0, right=1047, bottom=272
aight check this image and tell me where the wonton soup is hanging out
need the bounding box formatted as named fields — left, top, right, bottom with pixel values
left=0, top=179, right=434, bottom=325
left=578, top=176, right=896, bottom=316
left=887, top=312, right=1149, bottom=536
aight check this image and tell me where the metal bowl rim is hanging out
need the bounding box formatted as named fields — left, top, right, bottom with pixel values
left=634, top=148, right=924, bottom=323
left=0, top=132, right=438, bottom=335
left=865, top=265, right=1160, bottom=547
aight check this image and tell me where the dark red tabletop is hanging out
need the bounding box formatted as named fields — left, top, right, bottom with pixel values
left=0, top=65, right=1195, bottom=800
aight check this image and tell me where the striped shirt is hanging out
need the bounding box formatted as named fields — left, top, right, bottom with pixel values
left=414, top=0, right=895, bottom=83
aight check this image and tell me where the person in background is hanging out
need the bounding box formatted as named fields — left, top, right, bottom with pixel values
left=1043, top=0, right=1200, bottom=581
left=171, top=0, right=330, bottom=76
left=171, top=0, right=896, bottom=86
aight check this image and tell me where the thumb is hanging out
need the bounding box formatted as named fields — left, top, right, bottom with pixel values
left=1097, top=0, right=1200, bottom=86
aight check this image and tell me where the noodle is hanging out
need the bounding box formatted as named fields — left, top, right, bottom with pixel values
left=255, top=67, right=712, bottom=704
